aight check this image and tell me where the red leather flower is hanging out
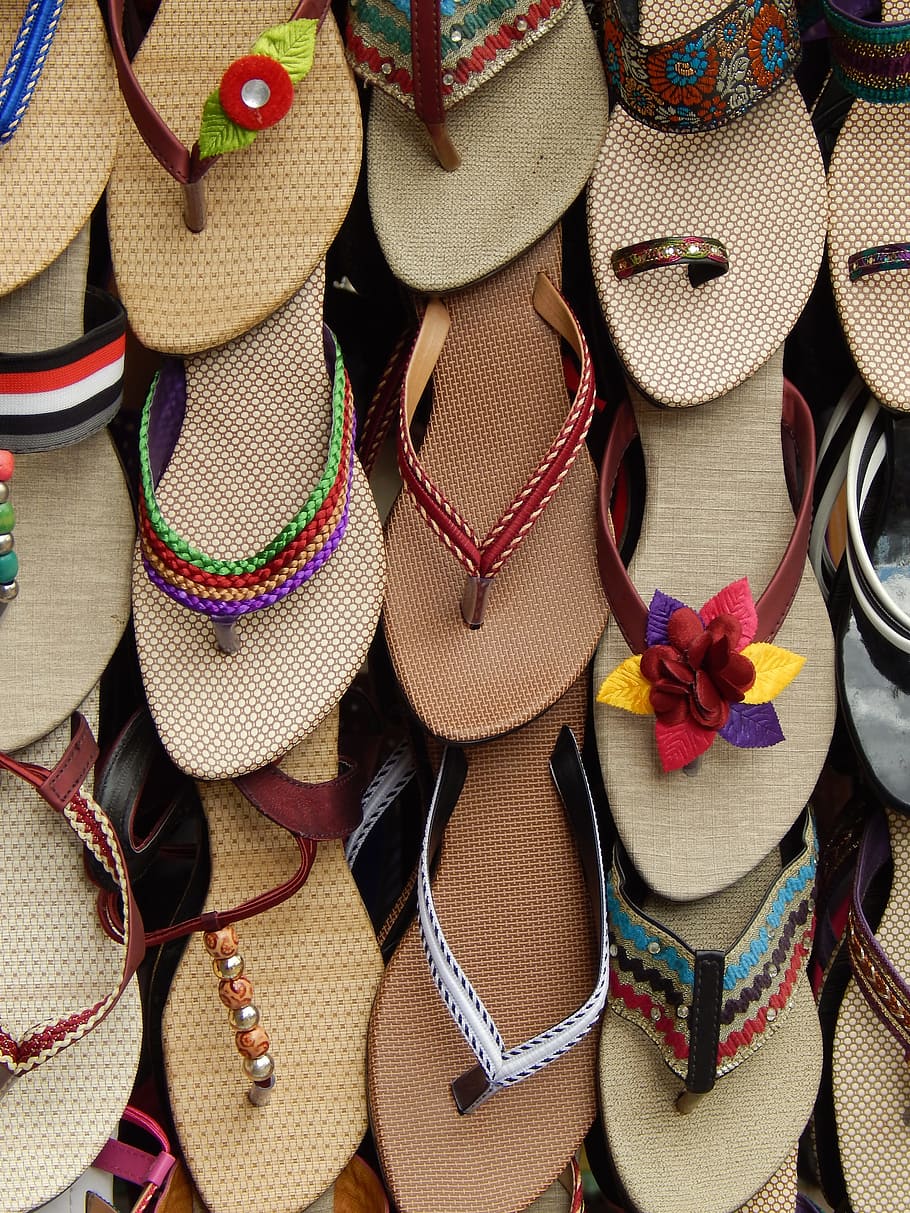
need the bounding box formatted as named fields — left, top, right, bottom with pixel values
left=640, top=607, right=756, bottom=732
left=219, top=54, right=294, bottom=131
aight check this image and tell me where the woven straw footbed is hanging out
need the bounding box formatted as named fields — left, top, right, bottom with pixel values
left=383, top=227, right=607, bottom=743
left=368, top=678, right=598, bottom=1213
left=600, top=852, right=821, bottom=1213
left=0, top=689, right=142, bottom=1213
left=131, top=262, right=384, bottom=780
left=0, top=0, right=120, bottom=296
left=0, top=226, right=133, bottom=753
left=827, top=0, right=910, bottom=412
left=832, top=807, right=910, bottom=1211
left=366, top=0, right=608, bottom=294
left=586, top=0, right=825, bottom=407
left=163, top=710, right=383, bottom=1213
left=594, top=351, right=836, bottom=901
left=106, top=1, right=360, bottom=356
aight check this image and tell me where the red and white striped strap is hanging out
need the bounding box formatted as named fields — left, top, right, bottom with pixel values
left=0, top=715, right=144, bottom=1090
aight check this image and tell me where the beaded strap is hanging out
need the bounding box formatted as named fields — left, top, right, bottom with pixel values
left=611, top=236, right=728, bottom=285
left=823, top=0, right=910, bottom=102
left=0, top=451, right=18, bottom=613
left=139, top=328, right=355, bottom=626
left=0, top=0, right=64, bottom=145
left=204, top=925, right=276, bottom=1106
left=602, top=0, right=801, bottom=133
left=848, top=242, right=910, bottom=280
left=608, top=812, right=817, bottom=1092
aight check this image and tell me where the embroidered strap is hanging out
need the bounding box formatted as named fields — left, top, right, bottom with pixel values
left=846, top=809, right=910, bottom=1057
left=0, top=715, right=144, bottom=1091
left=418, top=729, right=609, bottom=1114
left=602, top=0, right=801, bottom=133
left=822, top=0, right=910, bottom=102
left=138, top=327, right=355, bottom=623
left=0, top=0, right=63, bottom=145
left=608, top=810, right=817, bottom=1092
left=345, top=740, right=417, bottom=868
left=611, top=236, right=728, bottom=285
left=399, top=273, right=595, bottom=628
left=848, top=242, right=910, bottom=280
left=0, top=288, right=126, bottom=453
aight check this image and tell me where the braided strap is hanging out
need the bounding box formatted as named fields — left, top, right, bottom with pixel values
left=0, top=0, right=64, bottom=145
left=138, top=327, right=355, bottom=620
left=398, top=274, right=595, bottom=627
left=0, top=716, right=142, bottom=1085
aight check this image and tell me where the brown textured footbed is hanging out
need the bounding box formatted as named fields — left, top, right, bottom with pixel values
left=365, top=0, right=608, bottom=293
left=383, top=227, right=607, bottom=743
left=0, top=0, right=121, bottom=295
left=599, top=852, right=821, bottom=1213
left=739, top=1150, right=799, bottom=1213
left=594, top=351, right=836, bottom=901
left=131, top=261, right=385, bottom=781
left=0, top=690, right=142, bottom=1213
left=367, top=678, right=598, bottom=1213
left=0, top=227, right=134, bottom=753
left=832, top=808, right=910, bottom=1212
left=163, top=711, right=384, bottom=1213
left=106, top=1, right=361, bottom=355
left=827, top=0, right=910, bottom=412
left=586, top=0, right=826, bottom=407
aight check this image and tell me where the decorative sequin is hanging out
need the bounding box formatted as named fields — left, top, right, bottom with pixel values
left=848, top=242, right=910, bottom=282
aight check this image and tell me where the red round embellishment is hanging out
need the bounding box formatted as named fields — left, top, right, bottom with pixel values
left=0, top=451, right=13, bottom=481
left=219, top=55, right=294, bottom=131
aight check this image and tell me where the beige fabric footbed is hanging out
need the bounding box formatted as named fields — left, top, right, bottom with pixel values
left=131, top=262, right=384, bottom=780
left=827, top=0, right=910, bottom=412
left=368, top=679, right=599, bottom=1213
left=383, top=227, right=607, bottom=743
left=106, top=2, right=361, bottom=355
left=599, top=852, right=821, bottom=1213
left=594, top=351, right=836, bottom=901
left=163, top=711, right=383, bottom=1213
left=586, top=0, right=825, bottom=408
left=0, top=689, right=142, bottom=1213
left=0, top=226, right=134, bottom=753
left=0, top=0, right=121, bottom=296
left=832, top=807, right=910, bottom=1212
left=367, top=1, right=608, bottom=294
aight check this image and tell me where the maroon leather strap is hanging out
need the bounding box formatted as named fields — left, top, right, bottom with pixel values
left=597, top=380, right=816, bottom=654
left=409, top=0, right=460, bottom=167
left=0, top=713, right=98, bottom=810
left=106, top=0, right=333, bottom=184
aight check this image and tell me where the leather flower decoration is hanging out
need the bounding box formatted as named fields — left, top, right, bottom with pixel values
left=597, top=578, right=804, bottom=772
left=198, top=21, right=318, bottom=160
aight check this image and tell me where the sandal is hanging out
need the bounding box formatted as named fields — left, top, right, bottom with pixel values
left=586, top=0, right=826, bottom=406
left=380, top=226, right=607, bottom=742
left=594, top=355, right=836, bottom=899
left=105, top=0, right=361, bottom=354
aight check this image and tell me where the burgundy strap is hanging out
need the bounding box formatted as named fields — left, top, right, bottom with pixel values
left=357, top=330, right=414, bottom=477
left=596, top=379, right=816, bottom=654
left=409, top=0, right=460, bottom=167
left=106, top=0, right=333, bottom=185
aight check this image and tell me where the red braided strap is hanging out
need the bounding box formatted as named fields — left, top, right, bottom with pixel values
left=358, top=329, right=414, bottom=478
left=396, top=273, right=595, bottom=618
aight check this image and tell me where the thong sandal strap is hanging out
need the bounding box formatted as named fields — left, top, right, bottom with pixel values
left=611, top=236, right=729, bottom=286
left=417, top=728, right=608, bottom=1114
left=0, top=0, right=64, bottom=145
left=0, top=715, right=144, bottom=1091
left=398, top=274, right=595, bottom=628
left=823, top=0, right=910, bottom=102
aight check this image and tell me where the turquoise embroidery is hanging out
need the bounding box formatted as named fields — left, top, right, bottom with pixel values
left=607, top=881, right=695, bottom=986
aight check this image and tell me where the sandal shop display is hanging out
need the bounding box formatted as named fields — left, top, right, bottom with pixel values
left=5, top=0, right=910, bottom=1209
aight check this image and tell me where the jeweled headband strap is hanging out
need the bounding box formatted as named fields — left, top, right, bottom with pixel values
left=602, top=0, right=801, bottom=133
left=823, top=0, right=910, bottom=102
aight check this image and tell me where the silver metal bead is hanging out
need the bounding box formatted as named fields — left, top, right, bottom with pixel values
left=647, top=940, right=660, bottom=955
left=0, top=482, right=9, bottom=505
left=676, top=1004, right=689, bottom=1020
left=243, top=1053, right=275, bottom=1082
left=230, top=1003, right=260, bottom=1031
left=0, top=533, right=13, bottom=556
left=766, top=1007, right=777, bottom=1022
left=0, top=580, right=18, bottom=603
left=213, top=953, right=244, bottom=980
left=515, top=16, right=529, bottom=30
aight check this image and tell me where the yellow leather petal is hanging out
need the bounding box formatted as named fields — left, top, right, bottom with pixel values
left=741, top=642, right=806, bottom=704
left=596, top=655, right=654, bottom=715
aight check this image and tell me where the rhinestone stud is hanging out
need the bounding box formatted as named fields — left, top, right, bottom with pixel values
left=647, top=940, right=660, bottom=955
left=442, top=72, right=454, bottom=85
left=516, top=16, right=528, bottom=30
left=650, top=1007, right=661, bottom=1022
left=380, top=61, right=392, bottom=75
left=766, top=1007, right=777, bottom=1022
left=450, top=25, right=463, bottom=41
left=677, top=1004, right=689, bottom=1020
left=609, top=943, right=618, bottom=957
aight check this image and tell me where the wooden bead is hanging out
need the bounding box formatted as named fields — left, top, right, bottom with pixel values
left=218, top=975, right=254, bottom=1010
left=203, top=924, right=239, bottom=958
left=235, top=1025, right=270, bottom=1059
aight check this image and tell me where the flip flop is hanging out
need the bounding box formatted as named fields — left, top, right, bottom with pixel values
left=131, top=260, right=384, bottom=781
left=0, top=694, right=143, bottom=1213
left=105, top=0, right=361, bottom=354
left=0, top=224, right=134, bottom=753
left=368, top=680, right=608, bottom=1213
left=825, top=0, right=910, bottom=412
left=586, top=0, right=826, bottom=406
left=344, top=0, right=608, bottom=292
left=599, top=814, right=821, bottom=1213
left=594, top=353, right=836, bottom=900
left=382, top=226, right=607, bottom=742
left=0, top=0, right=121, bottom=295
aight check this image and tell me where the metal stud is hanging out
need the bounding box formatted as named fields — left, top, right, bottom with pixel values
left=243, top=1053, right=275, bottom=1082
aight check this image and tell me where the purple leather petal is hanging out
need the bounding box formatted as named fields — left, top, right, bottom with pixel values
left=646, top=590, right=688, bottom=647
left=719, top=701, right=785, bottom=749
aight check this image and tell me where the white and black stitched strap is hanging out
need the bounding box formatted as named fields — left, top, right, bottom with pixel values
left=0, top=0, right=64, bottom=145
left=344, top=740, right=416, bottom=868
left=417, top=728, right=609, bottom=1115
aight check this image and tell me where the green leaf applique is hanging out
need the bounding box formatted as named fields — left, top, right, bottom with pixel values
left=252, top=20, right=318, bottom=84
left=198, top=92, right=258, bottom=160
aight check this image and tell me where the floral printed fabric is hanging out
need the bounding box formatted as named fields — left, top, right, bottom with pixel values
left=602, top=0, right=801, bottom=132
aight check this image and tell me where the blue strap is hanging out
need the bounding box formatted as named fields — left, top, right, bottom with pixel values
left=0, top=0, right=65, bottom=145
